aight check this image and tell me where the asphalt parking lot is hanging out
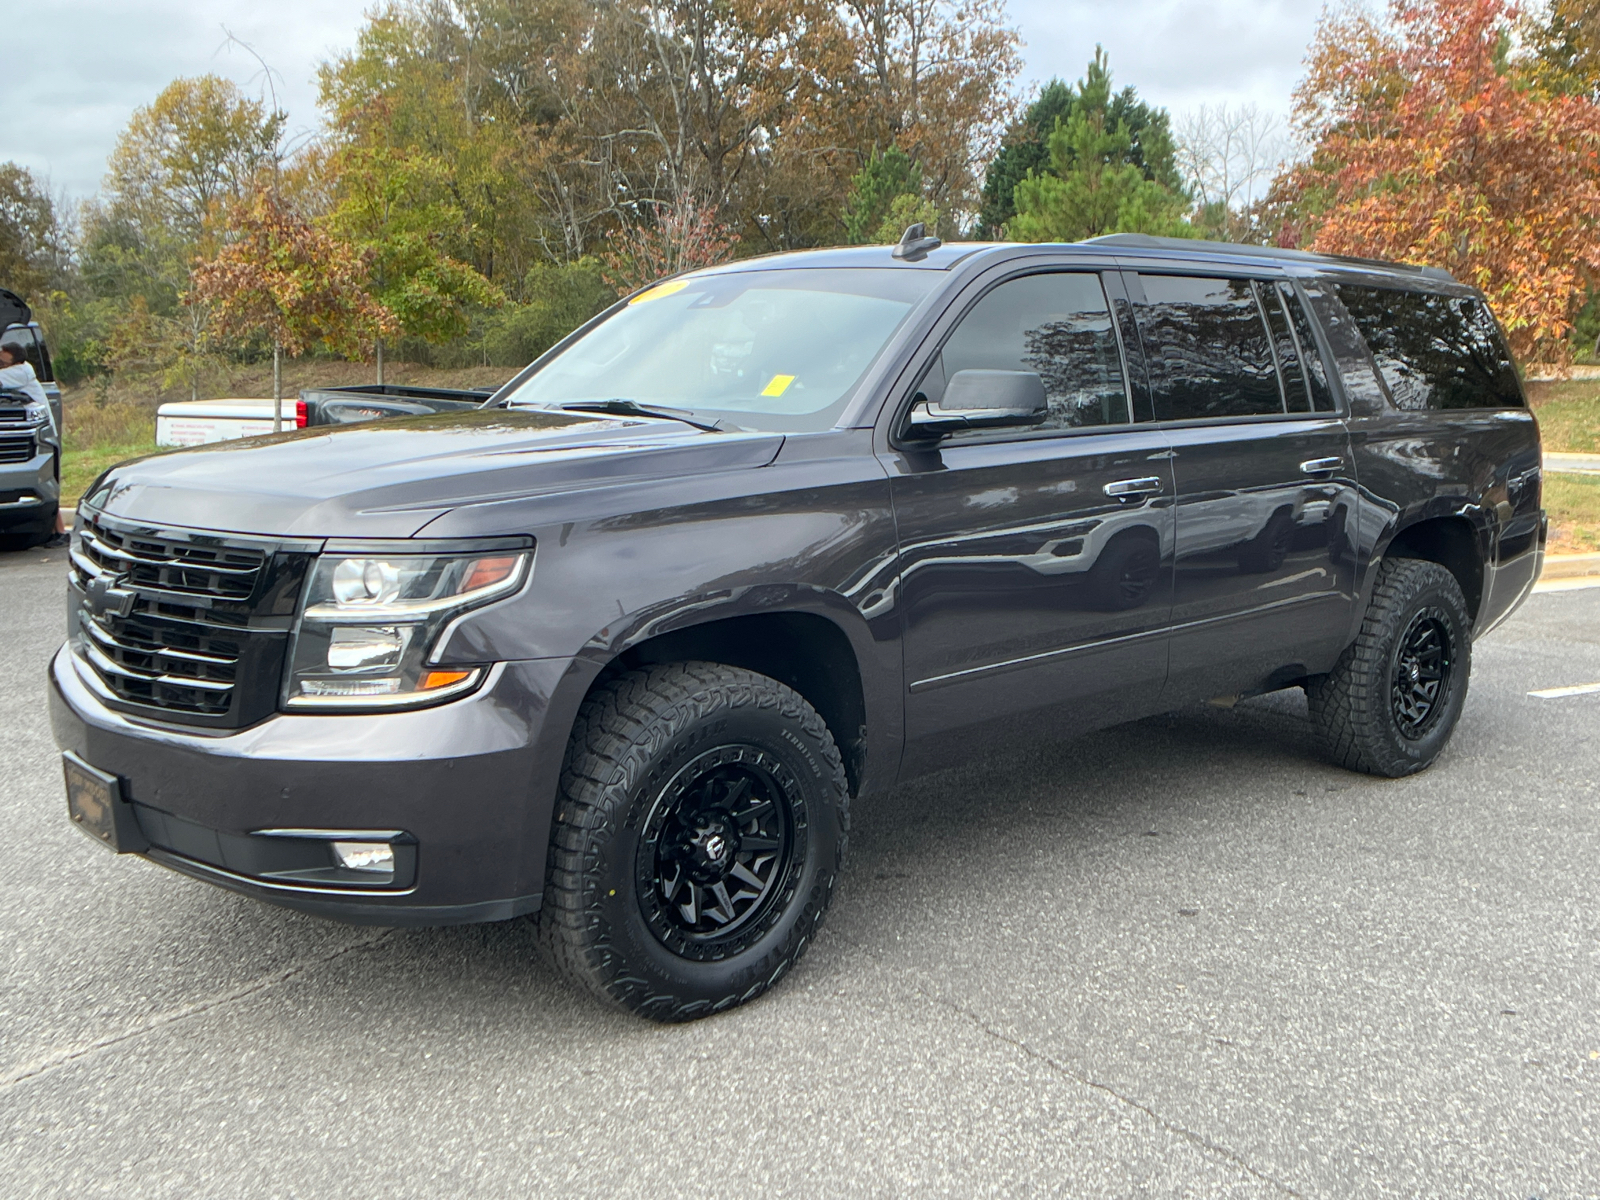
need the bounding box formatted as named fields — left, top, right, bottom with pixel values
left=1, top=541, right=1597, bottom=1199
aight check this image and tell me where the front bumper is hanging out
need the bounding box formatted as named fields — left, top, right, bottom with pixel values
left=0, top=449, right=59, bottom=532
left=49, top=645, right=567, bottom=925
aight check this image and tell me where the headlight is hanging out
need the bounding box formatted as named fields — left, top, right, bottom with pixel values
left=283, top=549, right=530, bottom=710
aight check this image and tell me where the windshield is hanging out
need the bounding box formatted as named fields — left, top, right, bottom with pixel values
left=501, top=267, right=941, bottom=432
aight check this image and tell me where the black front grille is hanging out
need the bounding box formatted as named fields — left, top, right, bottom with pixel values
left=80, top=518, right=264, bottom=600
left=70, top=513, right=313, bottom=729
left=81, top=611, right=241, bottom=715
left=0, top=435, right=34, bottom=463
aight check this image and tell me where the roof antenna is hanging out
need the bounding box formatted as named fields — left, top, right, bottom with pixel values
left=892, top=222, right=942, bottom=262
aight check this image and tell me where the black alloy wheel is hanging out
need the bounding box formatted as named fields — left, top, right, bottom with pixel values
left=535, top=661, right=848, bottom=1021
left=1307, top=556, right=1472, bottom=777
left=1390, top=611, right=1453, bottom=739
left=638, top=748, right=801, bottom=957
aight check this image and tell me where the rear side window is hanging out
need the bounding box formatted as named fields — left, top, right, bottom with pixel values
left=1300, top=281, right=1388, bottom=418
left=1334, top=285, right=1523, bottom=410
left=941, top=272, right=1130, bottom=431
left=1133, top=275, right=1283, bottom=419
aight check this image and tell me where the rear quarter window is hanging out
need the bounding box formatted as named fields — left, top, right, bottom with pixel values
left=1334, top=284, right=1523, bottom=410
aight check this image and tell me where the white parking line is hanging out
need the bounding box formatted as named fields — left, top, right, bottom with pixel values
left=1529, top=682, right=1600, bottom=699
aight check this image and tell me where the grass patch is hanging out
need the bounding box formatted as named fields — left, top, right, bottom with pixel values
left=61, top=440, right=164, bottom=507
left=1526, top=379, right=1600, bottom=454
left=1545, top=473, right=1600, bottom=555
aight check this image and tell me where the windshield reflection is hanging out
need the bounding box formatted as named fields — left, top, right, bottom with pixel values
left=502, top=268, right=940, bottom=433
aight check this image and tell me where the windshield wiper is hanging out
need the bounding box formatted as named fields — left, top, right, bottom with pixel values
left=558, top=399, right=722, bottom=432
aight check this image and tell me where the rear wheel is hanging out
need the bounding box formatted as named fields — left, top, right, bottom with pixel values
left=1307, top=557, right=1472, bottom=777
left=535, top=661, right=849, bottom=1021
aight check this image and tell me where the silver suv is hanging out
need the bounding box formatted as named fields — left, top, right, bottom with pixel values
left=1, top=287, right=63, bottom=548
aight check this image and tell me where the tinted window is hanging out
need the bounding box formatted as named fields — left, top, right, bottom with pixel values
left=1260, top=283, right=1309, bottom=412
left=1134, top=275, right=1284, bottom=419
left=941, top=272, right=1130, bottom=431
left=1300, top=281, right=1388, bottom=417
left=1277, top=283, right=1335, bottom=412
left=1335, top=284, right=1523, bottom=410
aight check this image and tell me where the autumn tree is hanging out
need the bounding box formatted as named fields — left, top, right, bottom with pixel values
left=1279, top=0, right=1600, bottom=362
left=79, top=76, right=287, bottom=391
left=324, top=140, right=504, bottom=382
left=1522, top=0, right=1600, bottom=95
left=1008, top=49, right=1191, bottom=243
left=600, top=196, right=740, bottom=292
left=104, top=75, right=285, bottom=241
left=191, top=187, right=396, bottom=423
left=0, top=163, right=68, bottom=298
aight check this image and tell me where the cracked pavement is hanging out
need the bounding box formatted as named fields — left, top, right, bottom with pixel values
left=3, top=541, right=1598, bottom=1198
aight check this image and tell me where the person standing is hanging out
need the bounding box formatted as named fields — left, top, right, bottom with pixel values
left=0, top=342, right=67, bottom=547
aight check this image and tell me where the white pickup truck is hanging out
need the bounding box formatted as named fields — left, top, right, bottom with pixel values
left=155, top=385, right=496, bottom=447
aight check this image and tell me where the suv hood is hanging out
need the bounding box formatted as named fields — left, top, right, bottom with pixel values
left=83, top=408, right=785, bottom=538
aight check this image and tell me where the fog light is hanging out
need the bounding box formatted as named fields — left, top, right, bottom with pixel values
left=331, top=841, right=395, bottom=874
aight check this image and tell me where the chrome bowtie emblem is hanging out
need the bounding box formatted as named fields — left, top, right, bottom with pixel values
left=87, top=574, right=136, bottom=618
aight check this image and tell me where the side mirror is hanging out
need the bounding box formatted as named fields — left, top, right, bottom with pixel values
left=904, top=369, right=1048, bottom=440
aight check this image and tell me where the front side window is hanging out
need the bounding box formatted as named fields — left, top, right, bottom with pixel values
left=938, top=272, right=1130, bottom=433
left=1134, top=275, right=1284, bottom=420
left=501, top=268, right=940, bottom=433
left=1335, top=284, right=1523, bottom=410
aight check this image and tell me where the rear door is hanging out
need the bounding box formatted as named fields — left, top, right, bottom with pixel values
left=1124, top=270, right=1359, bottom=703
left=881, top=265, right=1177, bottom=770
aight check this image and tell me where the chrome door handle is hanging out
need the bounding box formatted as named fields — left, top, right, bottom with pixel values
left=1103, top=476, right=1163, bottom=500
left=1300, top=457, right=1343, bottom=476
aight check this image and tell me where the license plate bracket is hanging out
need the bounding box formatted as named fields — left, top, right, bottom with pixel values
left=63, top=752, right=148, bottom=854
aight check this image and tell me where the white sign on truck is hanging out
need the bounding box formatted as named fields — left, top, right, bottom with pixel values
left=155, top=399, right=305, bottom=447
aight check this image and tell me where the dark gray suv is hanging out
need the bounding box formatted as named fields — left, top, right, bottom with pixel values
left=50, top=234, right=1544, bottom=1020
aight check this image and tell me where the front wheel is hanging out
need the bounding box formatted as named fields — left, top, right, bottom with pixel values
left=1307, top=557, right=1472, bottom=777
left=534, top=661, right=849, bottom=1021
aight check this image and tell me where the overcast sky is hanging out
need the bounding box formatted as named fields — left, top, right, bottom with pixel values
left=7, top=0, right=1323, bottom=202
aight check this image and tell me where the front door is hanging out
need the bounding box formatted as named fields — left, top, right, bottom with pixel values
left=883, top=269, right=1177, bottom=770
left=1126, top=272, right=1359, bottom=702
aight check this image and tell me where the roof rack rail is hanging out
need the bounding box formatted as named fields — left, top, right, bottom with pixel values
left=1084, top=233, right=1457, bottom=285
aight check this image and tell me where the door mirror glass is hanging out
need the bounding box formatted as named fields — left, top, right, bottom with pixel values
left=906, top=369, right=1048, bottom=438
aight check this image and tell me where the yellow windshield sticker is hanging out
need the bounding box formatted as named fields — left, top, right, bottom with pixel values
left=761, top=374, right=796, bottom=397
left=629, top=280, right=690, bottom=305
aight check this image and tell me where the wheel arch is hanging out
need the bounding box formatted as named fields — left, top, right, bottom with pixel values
left=1381, top=515, right=1485, bottom=621
left=593, top=610, right=871, bottom=798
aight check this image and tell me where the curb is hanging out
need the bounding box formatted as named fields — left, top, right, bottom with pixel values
left=1546, top=453, right=1600, bottom=475
left=1541, top=552, right=1600, bottom=580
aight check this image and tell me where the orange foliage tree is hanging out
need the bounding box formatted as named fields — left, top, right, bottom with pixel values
left=191, top=186, right=397, bottom=412
left=1278, top=0, right=1600, bottom=363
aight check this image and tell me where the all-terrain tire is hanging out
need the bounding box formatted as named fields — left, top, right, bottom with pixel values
left=533, top=661, right=849, bottom=1021
left=1307, top=557, right=1473, bottom=778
